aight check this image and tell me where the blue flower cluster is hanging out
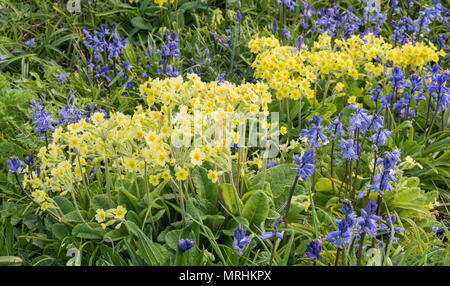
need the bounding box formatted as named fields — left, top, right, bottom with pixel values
left=7, top=157, right=24, bottom=175
left=314, top=4, right=361, bottom=38
left=276, top=0, right=296, bottom=11
left=293, top=149, right=315, bottom=182
left=363, top=150, right=401, bottom=198
left=326, top=200, right=357, bottom=249
left=156, top=30, right=180, bottom=78
left=305, top=239, right=322, bottom=260
left=300, top=115, right=328, bottom=148
left=260, top=217, right=284, bottom=241
left=179, top=238, right=196, bottom=252
left=233, top=225, right=251, bottom=257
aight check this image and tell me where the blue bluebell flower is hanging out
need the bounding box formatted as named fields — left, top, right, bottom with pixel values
left=234, top=10, right=242, bottom=22
left=327, top=113, right=345, bottom=139
left=179, top=239, right=196, bottom=252
left=94, top=66, right=112, bottom=82
left=280, top=28, right=290, bottom=40
left=260, top=217, right=283, bottom=240
left=270, top=19, right=277, bottom=34
left=338, top=138, right=359, bottom=161
left=24, top=152, right=34, bottom=169
left=30, top=98, right=57, bottom=139
left=209, top=32, right=217, bottom=47
left=233, top=225, right=251, bottom=257
left=108, top=32, right=127, bottom=59
left=379, top=213, right=403, bottom=235
left=370, top=129, right=391, bottom=147
left=348, top=108, right=372, bottom=136
left=56, top=73, right=69, bottom=85
left=125, top=80, right=133, bottom=90
left=305, top=239, right=322, bottom=260
left=299, top=0, right=313, bottom=29
left=276, top=0, right=296, bottom=11
left=25, top=39, right=36, bottom=48
left=216, top=73, right=226, bottom=84
left=7, top=157, right=24, bottom=174
left=314, top=4, right=360, bottom=38
left=325, top=200, right=356, bottom=249
left=355, top=201, right=382, bottom=238
left=293, top=148, right=315, bottom=182
left=300, top=115, right=328, bottom=148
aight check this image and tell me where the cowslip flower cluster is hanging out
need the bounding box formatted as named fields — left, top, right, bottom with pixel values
left=249, top=32, right=445, bottom=101
left=95, top=205, right=127, bottom=229
left=22, top=75, right=273, bottom=215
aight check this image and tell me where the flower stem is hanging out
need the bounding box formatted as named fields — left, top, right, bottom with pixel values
left=284, top=175, right=299, bottom=226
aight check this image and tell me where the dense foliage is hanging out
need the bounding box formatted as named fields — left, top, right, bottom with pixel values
left=0, top=0, right=449, bottom=266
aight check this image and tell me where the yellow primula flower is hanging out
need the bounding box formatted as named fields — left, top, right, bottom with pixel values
left=114, top=205, right=127, bottom=219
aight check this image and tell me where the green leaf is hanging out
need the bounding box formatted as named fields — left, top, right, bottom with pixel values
left=104, top=224, right=129, bottom=242
left=249, top=164, right=299, bottom=208
left=62, top=210, right=88, bottom=223
left=242, top=191, right=269, bottom=229
left=219, top=184, right=242, bottom=214
left=125, top=221, right=166, bottom=266
left=191, top=167, right=218, bottom=207
left=118, top=187, right=139, bottom=212
left=90, top=194, right=111, bottom=211
left=131, top=17, right=152, bottom=30
left=72, top=223, right=105, bottom=240
left=53, top=196, right=74, bottom=214
left=51, top=223, right=70, bottom=240
left=165, top=229, right=182, bottom=250
left=315, top=178, right=333, bottom=193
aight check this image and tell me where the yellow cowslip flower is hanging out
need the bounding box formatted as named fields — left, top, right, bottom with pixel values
left=114, top=205, right=127, bottom=219
left=335, top=82, right=344, bottom=92
left=190, top=148, right=205, bottom=166
left=175, top=167, right=189, bottom=181
left=95, top=209, right=107, bottom=223
left=149, top=175, right=159, bottom=186
left=161, top=171, right=171, bottom=181
left=348, top=96, right=358, bottom=105
left=207, top=170, right=218, bottom=183
left=124, top=157, right=138, bottom=171
left=41, top=202, right=48, bottom=211
left=280, top=126, right=287, bottom=135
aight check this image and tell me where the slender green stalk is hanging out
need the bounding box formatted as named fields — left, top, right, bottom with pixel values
left=284, top=175, right=299, bottom=226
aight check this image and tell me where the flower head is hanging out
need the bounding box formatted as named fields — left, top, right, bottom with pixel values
left=25, top=39, right=36, bottom=48
left=338, top=138, right=359, bottom=161
left=233, top=225, right=251, bottom=257
left=7, top=157, right=24, bottom=174
left=260, top=217, right=283, bottom=240
left=306, top=239, right=322, bottom=260
left=179, top=238, right=195, bottom=252
left=300, top=115, right=328, bottom=148
left=356, top=201, right=382, bottom=238
left=293, top=149, right=315, bottom=182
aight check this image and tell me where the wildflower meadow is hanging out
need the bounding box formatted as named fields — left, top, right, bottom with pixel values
left=0, top=0, right=449, bottom=268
